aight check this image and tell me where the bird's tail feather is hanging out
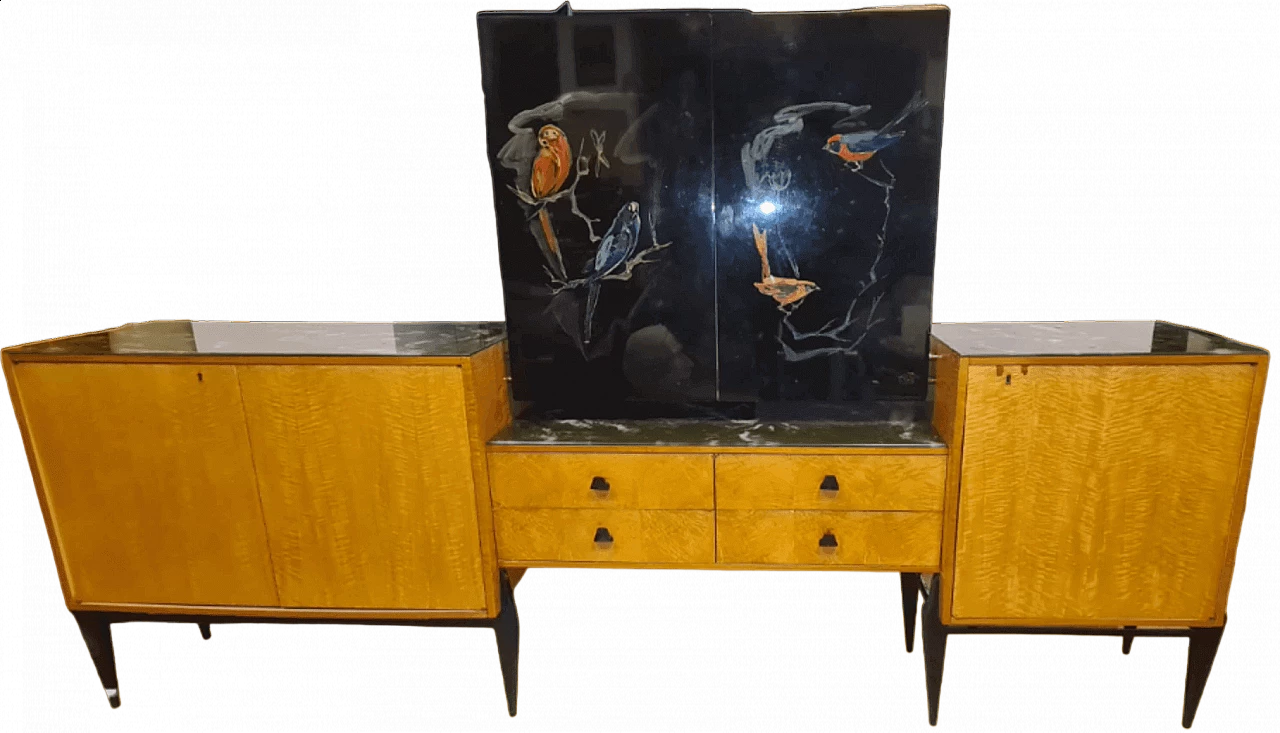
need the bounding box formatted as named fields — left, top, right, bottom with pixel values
left=878, top=91, right=927, bottom=134
left=583, top=282, right=601, bottom=345
left=538, top=209, right=565, bottom=277
left=753, top=224, right=772, bottom=280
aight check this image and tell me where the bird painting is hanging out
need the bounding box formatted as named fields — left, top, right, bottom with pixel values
left=531, top=124, right=572, bottom=276
left=583, top=201, right=642, bottom=344
left=752, top=224, right=818, bottom=307
left=822, top=93, right=927, bottom=167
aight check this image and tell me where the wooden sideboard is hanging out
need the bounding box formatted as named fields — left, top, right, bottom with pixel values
left=3, top=320, right=1267, bottom=727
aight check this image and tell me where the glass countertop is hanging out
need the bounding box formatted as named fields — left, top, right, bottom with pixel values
left=931, top=321, right=1265, bottom=358
left=8, top=321, right=507, bottom=358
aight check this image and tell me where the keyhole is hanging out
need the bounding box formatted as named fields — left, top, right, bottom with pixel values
left=197, top=372, right=203, bottom=382
left=1005, top=374, right=1011, bottom=385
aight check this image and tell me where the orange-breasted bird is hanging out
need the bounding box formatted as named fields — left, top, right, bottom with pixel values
left=531, top=124, right=571, bottom=276
left=823, top=93, right=927, bottom=166
left=752, top=224, right=818, bottom=307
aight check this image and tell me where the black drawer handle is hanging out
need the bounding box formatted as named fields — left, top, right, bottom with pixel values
left=820, top=475, right=839, bottom=494
left=818, top=532, right=838, bottom=549
left=590, top=476, right=610, bottom=494
left=594, top=527, right=614, bottom=548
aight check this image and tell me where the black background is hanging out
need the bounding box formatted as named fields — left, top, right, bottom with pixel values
left=5, top=4, right=1269, bottom=726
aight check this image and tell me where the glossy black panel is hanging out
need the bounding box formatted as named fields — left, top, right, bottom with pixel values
left=713, top=9, right=948, bottom=405
left=477, top=5, right=949, bottom=417
left=478, top=7, right=716, bottom=413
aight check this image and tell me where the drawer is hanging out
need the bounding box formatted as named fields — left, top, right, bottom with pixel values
left=716, top=510, right=941, bottom=568
left=488, top=452, right=713, bottom=509
left=494, top=508, right=715, bottom=564
left=715, top=454, right=945, bottom=511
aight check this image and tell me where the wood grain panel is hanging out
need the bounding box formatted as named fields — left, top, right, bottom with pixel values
left=716, top=510, right=941, bottom=568
left=493, top=508, right=714, bottom=564
left=930, top=339, right=968, bottom=623
left=715, top=454, right=945, bottom=511
left=488, top=452, right=713, bottom=509
left=952, top=363, right=1256, bottom=624
left=239, top=365, right=486, bottom=611
left=1214, top=356, right=1267, bottom=619
left=11, top=363, right=278, bottom=606
left=461, top=343, right=511, bottom=616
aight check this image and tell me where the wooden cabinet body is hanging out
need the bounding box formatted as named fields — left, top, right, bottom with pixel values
left=487, top=444, right=949, bottom=571
left=4, top=342, right=511, bottom=619
left=933, top=344, right=1268, bottom=627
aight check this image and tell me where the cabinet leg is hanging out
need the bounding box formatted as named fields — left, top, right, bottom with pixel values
left=1182, top=620, right=1225, bottom=729
left=72, top=612, right=120, bottom=709
left=900, top=573, right=920, bottom=653
left=494, top=570, right=520, bottom=717
left=198, top=623, right=212, bottom=640
left=921, top=575, right=947, bottom=726
left=1121, top=626, right=1135, bottom=655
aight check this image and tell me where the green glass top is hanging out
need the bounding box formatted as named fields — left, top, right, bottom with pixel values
left=9, top=321, right=507, bottom=357
left=490, top=417, right=944, bottom=449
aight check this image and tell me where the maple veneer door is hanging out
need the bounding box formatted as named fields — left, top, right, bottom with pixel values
left=238, top=365, right=486, bottom=611
left=12, top=363, right=278, bottom=607
left=952, top=363, right=1257, bottom=625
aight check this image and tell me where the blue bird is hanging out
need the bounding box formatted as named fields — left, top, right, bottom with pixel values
left=823, top=93, right=927, bottom=165
left=583, top=201, right=642, bottom=344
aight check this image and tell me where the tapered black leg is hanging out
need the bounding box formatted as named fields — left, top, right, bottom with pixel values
left=72, top=612, right=120, bottom=708
left=920, top=575, right=948, bottom=726
left=900, top=573, right=921, bottom=653
left=1182, top=620, right=1225, bottom=728
left=198, top=623, right=212, bottom=640
left=494, top=570, right=520, bottom=717
left=1121, top=626, right=1135, bottom=655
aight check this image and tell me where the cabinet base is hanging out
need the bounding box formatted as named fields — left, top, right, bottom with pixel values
left=70, top=570, right=521, bottom=716
left=912, top=574, right=1225, bottom=728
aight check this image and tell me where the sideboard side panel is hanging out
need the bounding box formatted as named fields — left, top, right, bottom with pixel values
left=952, top=363, right=1256, bottom=625
left=929, top=339, right=967, bottom=624
left=1214, top=356, right=1268, bottom=619
left=462, top=342, right=512, bottom=616
left=239, top=365, right=486, bottom=612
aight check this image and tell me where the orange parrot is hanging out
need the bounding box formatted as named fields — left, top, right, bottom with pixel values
left=752, top=224, right=818, bottom=307
left=531, top=124, right=572, bottom=276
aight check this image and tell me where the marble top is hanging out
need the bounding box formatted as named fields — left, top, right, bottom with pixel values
left=490, top=417, right=944, bottom=449
left=9, top=321, right=507, bottom=358
left=931, top=321, right=1265, bottom=358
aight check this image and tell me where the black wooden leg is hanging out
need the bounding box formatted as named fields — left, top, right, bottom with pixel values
left=1182, top=620, right=1225, bottom=729
left=494, top=570, right=520, bottom=717
left=72, top=612, right=120, bottom=708
left=1121, top=626, right=1135, bottom=655
left=920, top=575, right=948, bottom=726
left=900, top=572, right=921, bottom=653
left=198, top=623, right=212, bottom=640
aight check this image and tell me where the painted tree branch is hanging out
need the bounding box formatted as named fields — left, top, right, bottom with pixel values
left=774, top=157, right=895, bottom=362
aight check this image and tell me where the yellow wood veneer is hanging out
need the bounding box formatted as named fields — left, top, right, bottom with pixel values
left=238, top=365, right=487, bottom=611
left=715, top=454, right=945, bottom=511
left=950, top=362, right=1259, bottom=625
left=494, top=508, right=715, bottom=564
left=716, top=509, right=941, bottom=568
left=9, top=363, right=279, bottom=607
left=489, top=452, right=714, bottom=509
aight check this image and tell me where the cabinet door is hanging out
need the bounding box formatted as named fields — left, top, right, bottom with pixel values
left=238, top=366, right=485, bottom=611
left=13, top=363, right=278, bottom=606
left=953, top=363, right=1257, bottom=624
